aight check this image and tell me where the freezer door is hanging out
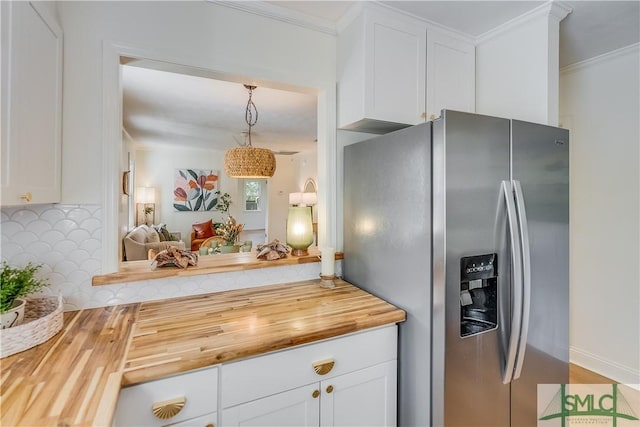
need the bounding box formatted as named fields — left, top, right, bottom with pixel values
left=432, top=110, right=511, bottom=426
left=509, top=121, right=570, bottom=426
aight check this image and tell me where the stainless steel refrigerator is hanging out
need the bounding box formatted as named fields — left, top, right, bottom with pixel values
left=343, top=110, right=569, bottom=427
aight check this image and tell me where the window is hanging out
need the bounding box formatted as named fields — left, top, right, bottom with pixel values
left=244, top=180, right=262, bottom=211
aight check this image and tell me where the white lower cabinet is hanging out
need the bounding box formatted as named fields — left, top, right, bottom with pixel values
left=114, top=326, right=399, bottom=427
left=223, top=362, right=396, bottom=427
left=113, top=366, right=218, bottom=427
left=221, top=326, right=398, bottom=427
left=320, top=361, right=397, bottom=427
left=167, top=412, right=218, bottom=427
left=222, top=384, right=319, bottom=427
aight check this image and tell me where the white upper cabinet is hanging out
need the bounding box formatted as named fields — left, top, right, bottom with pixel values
left=426, top=27, right=476, bottom=120
left=1, top=2, right=63, bottom=206
left=337, top=4, right=475, bottom=134
left=337, top=5, right=427, bottom=134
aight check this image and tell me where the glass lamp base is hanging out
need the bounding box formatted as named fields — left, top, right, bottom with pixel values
left=291, top=248, right=309, bottom=256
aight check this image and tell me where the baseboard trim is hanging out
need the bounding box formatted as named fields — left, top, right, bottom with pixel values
left=571, top=346, right=640, bottom=388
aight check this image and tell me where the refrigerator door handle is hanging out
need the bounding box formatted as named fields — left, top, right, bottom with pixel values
left=501, top=180, right=523, bottom=384
left=512, top=180, right=531, bottom=380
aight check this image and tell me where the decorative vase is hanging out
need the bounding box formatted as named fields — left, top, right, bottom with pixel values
left=1, top=298, right=26, bottom=329
left=219, top=243, right=240, bottom=254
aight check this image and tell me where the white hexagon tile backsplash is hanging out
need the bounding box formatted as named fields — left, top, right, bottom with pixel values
left=1, top=204, right=339, bottom=310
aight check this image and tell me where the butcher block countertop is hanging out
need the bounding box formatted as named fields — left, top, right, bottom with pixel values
left=0, top=279, right=405, bottom=427
left=92, top=247, right=344, bottom=286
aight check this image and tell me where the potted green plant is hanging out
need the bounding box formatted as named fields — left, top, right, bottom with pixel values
left=215, top=215, right=244, bottom=253
left=0, top=262, right=48, bottom=329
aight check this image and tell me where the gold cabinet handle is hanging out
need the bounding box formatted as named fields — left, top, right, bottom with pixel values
left=20, top=192, right=32, bottom=202
left=152, top=396, right=186, bottom=420
left=312, top=389, right=320, bottom=399
left=312, top=359, right=335, bottom=376
left=205, top=424, right=215, bottom=427
left=326, top=385, right=334, bottom=394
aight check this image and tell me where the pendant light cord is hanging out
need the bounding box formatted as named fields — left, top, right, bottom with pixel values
left=244, top=84, right=258, bottom=147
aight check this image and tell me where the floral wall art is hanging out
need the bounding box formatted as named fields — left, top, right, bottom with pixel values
left=173, top=169, right=220, bottom=212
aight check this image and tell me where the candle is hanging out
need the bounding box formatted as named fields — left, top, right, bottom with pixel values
left=321, top=247, right=335, bottom=276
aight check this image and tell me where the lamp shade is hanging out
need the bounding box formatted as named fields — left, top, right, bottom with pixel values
left=136, top=187, right=155, bottom=204
left=301, top=192, right=317, bottom=206
left=286, top=206, right=313, bottom=256
left=224, top=146, right=276, bottom=178
left=289, top=192, right=303, bottom=205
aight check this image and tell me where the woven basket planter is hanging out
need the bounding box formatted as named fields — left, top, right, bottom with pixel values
left=0, top=295, right=63, bottom=358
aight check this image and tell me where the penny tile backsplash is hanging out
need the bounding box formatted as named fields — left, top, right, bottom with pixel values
left=1, top=204, right=338, bottom=310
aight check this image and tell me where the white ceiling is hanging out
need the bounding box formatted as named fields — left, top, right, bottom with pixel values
left=123, top=63, right=318, bottom=153
left=123, top=1, right=639, bottom=152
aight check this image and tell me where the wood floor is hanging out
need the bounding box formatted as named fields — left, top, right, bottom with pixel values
left=570, top=363, right=615, bottom=384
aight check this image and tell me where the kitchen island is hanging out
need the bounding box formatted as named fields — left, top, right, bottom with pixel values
left=0, top=279, right=405, bottom=426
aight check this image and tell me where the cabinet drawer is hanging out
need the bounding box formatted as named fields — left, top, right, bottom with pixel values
left=221, top=325, right=397, bottom=408
left=114, top=366, right=218, bottom=427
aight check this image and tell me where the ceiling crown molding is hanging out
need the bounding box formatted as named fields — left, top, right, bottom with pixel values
left=476, top=1, right=573, bottom=45
left=560, top=42, right=639, bottom=75
left=368, top=1, right=476, bottom=42
left=208, top=0, right=337, bottom=35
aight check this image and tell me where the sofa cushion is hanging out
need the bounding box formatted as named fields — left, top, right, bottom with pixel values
left=146, top=228, right=160, bottom=243
left=192, top=219, right=214, bottom=239
left=153, top=223, right=174, bottom=241
left=127, top=226, right=148, bottom=243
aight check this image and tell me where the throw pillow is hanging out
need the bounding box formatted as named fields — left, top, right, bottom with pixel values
left=158, top=225, right=172, bottom=242
left=192, top=219, right=214, bottom=239
left=146, top=228, right=160, bottom=243
left=152, top=223, right=174, bottom=242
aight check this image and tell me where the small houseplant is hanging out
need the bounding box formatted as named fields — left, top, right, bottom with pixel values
left=215, top=215, right=244, bottom=253
left=0, top=262, right=48, bottom=329
left=215, top=191, right=232, bottom=216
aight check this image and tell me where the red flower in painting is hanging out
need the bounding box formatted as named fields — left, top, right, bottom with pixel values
left=174, top=169, right=221, bottom=212
left=203, top=174, right=218, bottom=191
left=174, top=187, right=187, bottom=201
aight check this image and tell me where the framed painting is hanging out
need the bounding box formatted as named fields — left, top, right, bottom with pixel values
left=174, top=169, right=219, bottom=211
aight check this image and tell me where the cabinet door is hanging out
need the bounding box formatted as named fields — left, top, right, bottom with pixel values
left=222, top=384, right=319, bottom=427
left=1, top=1, right=62, bottom=206
left=426, top=28, right=475, bottom=120
left=167, top=411, right=217, bottom=427
left=320, top=360, right=397, bottom=427
left=338, top=5, right=426, bottom=131
left=365, top=8, right=426, bottom=126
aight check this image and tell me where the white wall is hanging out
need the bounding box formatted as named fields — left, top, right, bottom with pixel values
left=0, top=2, right=337, bottom=309
left=268, top=155, right=297, bottom=243
left=58, top=1, right=335, bottom=203
left=135, top=147, right=230, bottom=244
left=560, top=44, right=640, bottom=385
left=58, top=1, right=337, bottom=271
left=476, top=3, right=567, bottom=125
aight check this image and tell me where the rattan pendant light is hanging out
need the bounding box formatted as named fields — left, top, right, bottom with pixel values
left=224, top=85, right=276, bottom=178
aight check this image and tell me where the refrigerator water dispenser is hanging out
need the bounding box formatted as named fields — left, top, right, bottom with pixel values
left=460, top=254, right=498, bottom=337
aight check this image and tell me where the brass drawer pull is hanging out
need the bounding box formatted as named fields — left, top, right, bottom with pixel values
left=312, top=359, right=335, bottom=376
left=205, top=424, right=215, bottom=427
left=20, top=192, right=32, bottom=202
left=152, top=396, right=186, bottom=420
left=312, top=389, right=320, bottom=399
left=326, top=385, right=334, bottom=394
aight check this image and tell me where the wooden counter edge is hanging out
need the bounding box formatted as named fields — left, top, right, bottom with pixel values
left=92, top=249, right=343, bottom=286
